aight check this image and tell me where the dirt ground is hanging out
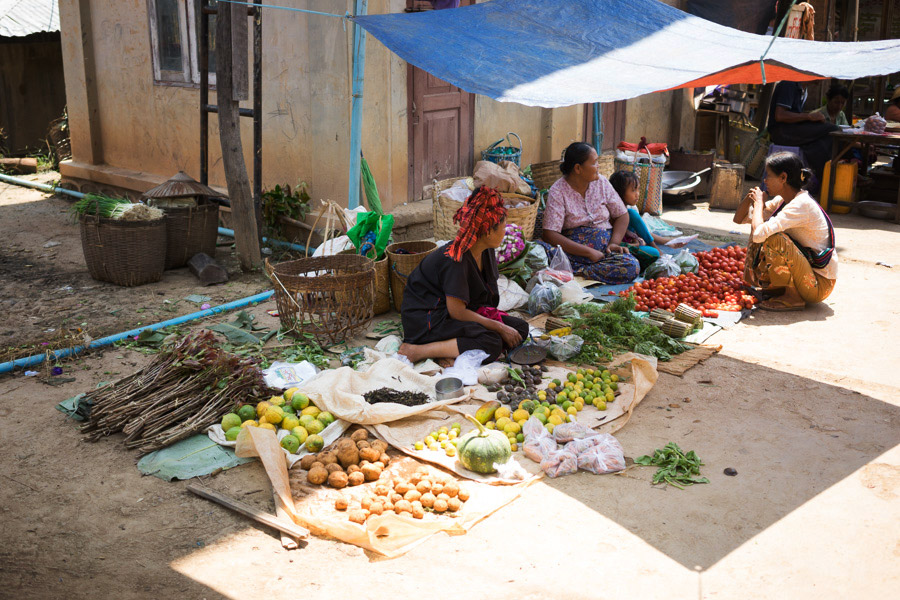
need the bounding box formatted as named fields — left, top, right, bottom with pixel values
left=1, top=176, right=899, bottom=599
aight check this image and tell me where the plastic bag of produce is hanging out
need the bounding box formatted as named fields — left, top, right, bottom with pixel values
left=524, top=243, right=549, bottom=273
left=540, top=448, right=579, bottom=478
left=673, top=248, right=699, bottom=274
left=551, top=301, right=581, bottom=320
left=552, top=422, right=597, bottom=444
left=571, top=434, right=625, bottom=474
left=549, top=334, right=583, bottom=361
left=644, top=254, right=681, bottom=279
left=497, top=275, right=529, bottom=312
left=523, top=416, right=557, bottom=463
left=527, top=280, right=562, bottom=315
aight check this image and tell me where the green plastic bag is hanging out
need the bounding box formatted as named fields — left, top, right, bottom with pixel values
left=347, top=211, right=394, bottom=260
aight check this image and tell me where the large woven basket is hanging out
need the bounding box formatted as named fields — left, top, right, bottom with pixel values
left=161, top=203, right=219, bottom=269
left=530, top=160, right=561, bottom=192
left=431, top=178, right=539, bottom=240
left=266, top=255, right=375, bottom=346
left=386, top=240, right=437, bottom=311
left=613, top=150, right=665, bottom=216
left=80, top=216, right=167, bottom=287
left=341, top=250, right=391, bottom=315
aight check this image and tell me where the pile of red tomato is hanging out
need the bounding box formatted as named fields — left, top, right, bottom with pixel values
left=622, top=246, right=757, bottom=314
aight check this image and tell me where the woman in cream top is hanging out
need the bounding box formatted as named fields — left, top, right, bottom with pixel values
left=734, top=152, right=838, bottom=311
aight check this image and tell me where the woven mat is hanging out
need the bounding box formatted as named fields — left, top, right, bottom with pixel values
left=657, top=344, right=721, bottom=376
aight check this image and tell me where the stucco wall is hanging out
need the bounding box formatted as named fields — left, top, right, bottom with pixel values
left=59, top=0, right=409, bottom=210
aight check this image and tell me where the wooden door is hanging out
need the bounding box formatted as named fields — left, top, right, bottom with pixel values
left=407, top=1, right=475, bottom=200
left=584, top=101, right=627, bottom=153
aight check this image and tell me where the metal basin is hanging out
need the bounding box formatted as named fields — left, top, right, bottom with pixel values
left=435, top=377, right=465, bottom=401
left=662, top=171, right=702, bottom=195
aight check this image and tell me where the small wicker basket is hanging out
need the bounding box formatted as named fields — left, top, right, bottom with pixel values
left=431, top=178, right=539, bottom=240
left=386, top=241, right=437, bottom=311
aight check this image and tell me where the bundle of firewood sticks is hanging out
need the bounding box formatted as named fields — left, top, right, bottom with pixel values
left=81, top=330, right=273, bottom=455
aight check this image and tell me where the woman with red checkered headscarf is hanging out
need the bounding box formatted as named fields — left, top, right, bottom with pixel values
left=399, top=187, right=530, bottom=364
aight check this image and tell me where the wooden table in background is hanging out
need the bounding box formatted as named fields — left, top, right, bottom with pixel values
left=826, top=131, right=900, bottom=224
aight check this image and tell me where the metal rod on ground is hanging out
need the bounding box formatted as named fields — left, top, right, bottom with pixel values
left=0, top=291, right=274, bottom=374
left=347, top=0, right=368, bottom=209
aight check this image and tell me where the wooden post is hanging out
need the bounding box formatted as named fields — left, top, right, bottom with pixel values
left=216, top=4, right=261, bottom=270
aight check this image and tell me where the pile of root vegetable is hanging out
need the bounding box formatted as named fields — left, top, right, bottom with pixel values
left=81, top=331, right=273, bottom=455
left=621, top=246, right=757, bottom=313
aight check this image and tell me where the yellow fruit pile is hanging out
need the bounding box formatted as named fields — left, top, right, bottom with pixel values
left=220, top=387, right=334, bottom=453
left=412, top=422, right=462, bottom=457
left=481, top=367, right=621, bottom=445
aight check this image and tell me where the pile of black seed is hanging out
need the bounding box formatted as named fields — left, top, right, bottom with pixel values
left=364, top=387, right=430, bottom=406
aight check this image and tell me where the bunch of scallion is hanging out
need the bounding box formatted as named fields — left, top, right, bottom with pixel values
left=71, top=193, right=133, bottom=219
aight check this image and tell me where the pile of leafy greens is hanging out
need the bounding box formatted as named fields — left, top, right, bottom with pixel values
left=568, top=295, right=689, bottom=363
left=635, top=442, right=709, bottom=489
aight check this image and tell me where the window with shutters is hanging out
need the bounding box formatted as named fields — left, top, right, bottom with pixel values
left=148, top=0, right=216, bottom=87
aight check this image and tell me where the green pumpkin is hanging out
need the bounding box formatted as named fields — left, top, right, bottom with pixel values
left=457, top=414, right=512, bottom=474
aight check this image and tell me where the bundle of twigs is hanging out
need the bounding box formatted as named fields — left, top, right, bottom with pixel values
left=81, top=330, right=273, bottom=455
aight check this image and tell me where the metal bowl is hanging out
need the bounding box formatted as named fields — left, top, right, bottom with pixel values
left=857, top=201, right=897, bottom=221
left=435, top=377, right=465, bottom=400
left=662, top=171, right=702, bottom=195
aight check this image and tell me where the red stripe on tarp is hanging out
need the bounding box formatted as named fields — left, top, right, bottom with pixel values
left=665, top=62, right=824, bottom=91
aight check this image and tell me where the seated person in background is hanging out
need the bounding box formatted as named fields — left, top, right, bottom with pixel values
left=885, top=87, right=900, bottom=123
left=767, top=80, right=841, bottom=193
left=399, top=187, right=529, bottom=364
left=734, top=152, right=838, bottom=311
left=608, top=170, right=685, bottom=270
left=811, top=84, right=850, bottom=126
left=539, top=142, right=641, bottom=284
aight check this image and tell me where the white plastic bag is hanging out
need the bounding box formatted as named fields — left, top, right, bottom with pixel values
left=559, top=280, right=593, bottom=304
left=566, top=434, right=626, bottom=474
left=263, top=360, right=318, bottom=389
left=552, top=422, right=597, bottom=443
left=644, top=253, right=681, bottom=279
left=375, top=335, right=402, bottom=355
left=540, top=448, right=579, bottom=478
left=549, top=334, right=583, bottom=361
left=441, top=349, right=489, bottom=386
left=673, top=248, right=699, bottom=274
left=497, top=275, right=529, bottom=311
left=312, top=235, right=355, bottom=257
left=527, top=280, right=562, bottom=315
left=522, top=416, right=557, bottom=463
left=477, top=362, right=509, bottom=386
left=439, top=185, right=471, bottom=204
left=643, top=213, right=682, bottom=237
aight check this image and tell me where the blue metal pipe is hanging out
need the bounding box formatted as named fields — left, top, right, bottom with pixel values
left=0, top=172, right=86, bottom=198
left=0, top=291, right=275, bottom=375
left=347, top=0, right=368, bottom=209
left=217, top=227, right=314, bottom=254
left=592, top=103, right=603, bottom=153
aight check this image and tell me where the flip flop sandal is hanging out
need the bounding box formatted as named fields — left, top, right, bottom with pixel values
left=759, top=299, right=804, bottom=312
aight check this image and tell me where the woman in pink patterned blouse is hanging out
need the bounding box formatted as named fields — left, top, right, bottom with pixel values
left=539, top=142, right=640, bottom=283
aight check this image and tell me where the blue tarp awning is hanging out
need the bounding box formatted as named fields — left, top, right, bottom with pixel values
left=354, top=0, right=900, bottom=108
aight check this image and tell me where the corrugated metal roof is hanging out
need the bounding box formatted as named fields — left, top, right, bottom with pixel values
left=0, top=0, right=59, bottom=37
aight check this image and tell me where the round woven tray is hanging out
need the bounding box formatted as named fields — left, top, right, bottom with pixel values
left=386, top=240, right=437, bottom=311
left=161, top=202, right=219, bottom=269
left=80, top=215, right=167, bottom=287
left=266, top=254, right=375, bottom=345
